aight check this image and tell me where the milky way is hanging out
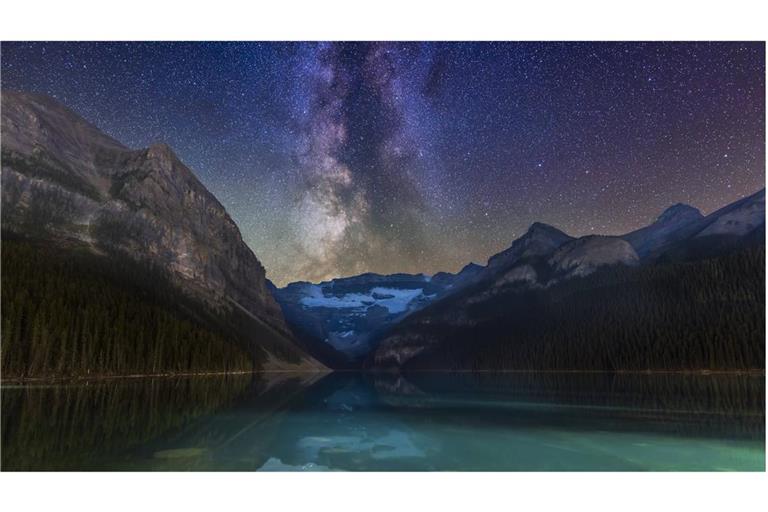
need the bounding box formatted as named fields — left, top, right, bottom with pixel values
left=289, top=43, right=437, bottom=282
left=1, top=42, right=765, bottom=284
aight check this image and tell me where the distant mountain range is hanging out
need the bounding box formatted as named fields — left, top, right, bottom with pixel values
left=271, top=262, right=483, bottom=361
left=278, top=188, right=765, bottom=369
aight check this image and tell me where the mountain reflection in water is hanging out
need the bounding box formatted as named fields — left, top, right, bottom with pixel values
left=1, top=372, right=764, bottom=471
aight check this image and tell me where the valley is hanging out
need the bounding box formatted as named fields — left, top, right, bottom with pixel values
left=0, top=90, right=764, bottom=379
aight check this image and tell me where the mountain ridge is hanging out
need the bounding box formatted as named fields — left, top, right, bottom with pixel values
left=276, top=189, right=764, bottom=367
left=1, top=90, right=323, bottom=374
left=369, top=188, right=764, bottom=371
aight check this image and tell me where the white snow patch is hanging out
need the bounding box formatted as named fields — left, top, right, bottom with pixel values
left=300, top=286, right=426, bottom=314
left=369, top=287, right=424, bottom=314
left=300, top=292, right=371, bottom=309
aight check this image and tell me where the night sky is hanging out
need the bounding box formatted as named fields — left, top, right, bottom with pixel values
left=1, top=42, right=764, bottom=285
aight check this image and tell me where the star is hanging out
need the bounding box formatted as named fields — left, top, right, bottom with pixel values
left=1, top=41, right=763, bottom=284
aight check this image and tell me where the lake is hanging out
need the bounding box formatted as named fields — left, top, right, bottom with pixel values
left=1, top=372, right=764, bottom=471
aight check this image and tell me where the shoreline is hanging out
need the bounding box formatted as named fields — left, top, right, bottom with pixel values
left=1, top=367, right=763, bottom=385
left=367, top=368, right=767, bottom=375
left=0, top=368, right=331, bottom=385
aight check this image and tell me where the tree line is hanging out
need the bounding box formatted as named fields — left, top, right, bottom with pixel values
left=397, top=247, right=765, bottom=371
left=1, top=239, right=256, bottom=378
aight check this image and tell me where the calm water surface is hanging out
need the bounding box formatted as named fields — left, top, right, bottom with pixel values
left=1, top=372, right=764, bottom=471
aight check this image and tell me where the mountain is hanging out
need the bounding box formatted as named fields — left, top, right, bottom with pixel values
left=273, top=223, right=623, bottom=365
left=655, top=188, right=766, bottom=261
left=463, top=222, right=576, bottom=290
left=279, top=190, right=765, bottom=369
left=274, top=273, right=441, bottom=361
left=371, top=191, right=765, bottom=371
left=548, top=235, right=639, bottom=279
left=695, top=189, right=765, bottom=237
left=274, top=261, right=492, bottom=364
left=622, top=189, right=765, bottom=261
left=622, top=204, right=704, bottom=257
left=431, top=262, right=484, bottom=288
left=274, top=224, right=576, bottom=364
left=487, top=222, right=574, bottom=269
left=1, top=91, right=323, bottom=377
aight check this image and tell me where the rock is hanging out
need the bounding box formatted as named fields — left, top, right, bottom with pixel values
left=549, top=235, right=639, bottom=278
left=1, top=90, right=317, bottom=367
left=622, top=203, right=703, bottom=257
left=487, top=222, right=573, bottom=269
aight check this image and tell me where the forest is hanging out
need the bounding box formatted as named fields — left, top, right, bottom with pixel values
left=390, top=247, right=766, bottom=372
left=0, top=237, right=259, bottom=379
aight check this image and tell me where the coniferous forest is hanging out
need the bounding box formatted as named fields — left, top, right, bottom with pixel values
left=0, top=238, right=258, bottom=379
left=386, top=248, right=766, bottom=372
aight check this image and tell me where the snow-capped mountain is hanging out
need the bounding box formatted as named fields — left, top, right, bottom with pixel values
left=274, top=268, right=482, bottom=359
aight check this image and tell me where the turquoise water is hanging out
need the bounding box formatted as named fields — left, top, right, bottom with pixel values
left=1, top=372, right=764, bottom=471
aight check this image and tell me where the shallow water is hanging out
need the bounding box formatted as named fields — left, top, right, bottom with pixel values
left=1, top=372, right=764, bottom=471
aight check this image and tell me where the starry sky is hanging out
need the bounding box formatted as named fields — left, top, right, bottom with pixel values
left=1, top=42, right=764, bottom=285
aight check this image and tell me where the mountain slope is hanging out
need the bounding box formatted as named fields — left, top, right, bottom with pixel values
left=548, top=235, right=639, bottom=279
left=373, top=247, right=764, bottom=371
left=622, top=189, right=765, bottom=261
left=621, top=204, right=704, bottom=257
left=370, top=191, right=765, bottom=371
left=274, top=261, right=494, bottom=364
left=1, top=91, right=323, bottom=376
left=487, top=222, right=574, bottom=269
left=695, top=188, right=765, bottom=238
left=274, top=273, right=441, bottom=360
left=467, top=222, right=576, bottom=290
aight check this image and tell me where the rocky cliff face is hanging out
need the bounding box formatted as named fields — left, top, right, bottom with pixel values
left=548, top=236, right=639, bottom=279
left=487, top=222, right=573, bottom=269
left=1, top=91, right=312, bottom=364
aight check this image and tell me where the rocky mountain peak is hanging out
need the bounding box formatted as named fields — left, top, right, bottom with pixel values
left=523, top=222, right=573, bottom=245
left=458, top=262, right=483, bottom=274
left=147, top=142, right=176, bottom=161
left=487, top=222, right=573, bottom=268
left=656, top=203, right=702, bottom=224
left=527, top=221, right=560, bottom=234
left=1, top=90, right=291, bottom=339
left=622, top=202, right=703, bottom=257
left=1, top=90, right=126, bottom=158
